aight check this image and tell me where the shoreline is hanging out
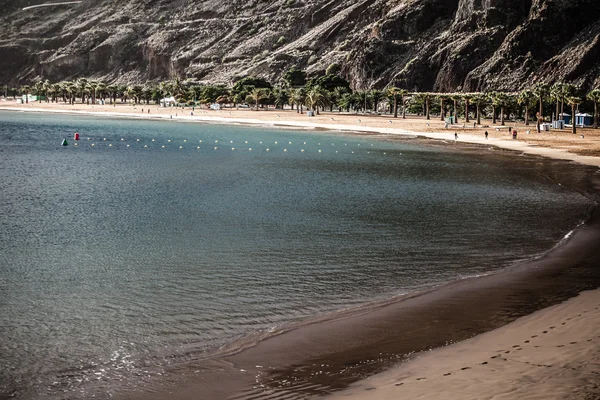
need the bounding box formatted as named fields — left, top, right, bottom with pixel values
left=2, top=105, right=600, bottom=400
left=2, top=104, right=600, bottom=168
left=325, top=288, right=600, bottom=400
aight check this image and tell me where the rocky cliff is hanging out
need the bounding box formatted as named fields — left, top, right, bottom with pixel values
left=0, top=0, right=599, bottom=91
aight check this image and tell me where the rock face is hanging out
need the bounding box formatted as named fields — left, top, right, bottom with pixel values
left=0, top=0, right=599, bottom=91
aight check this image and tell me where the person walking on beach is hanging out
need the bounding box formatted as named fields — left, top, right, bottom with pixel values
left=512, top=129, right=517, bottom=140
left=455, top=132, right=458, bottom=140
left=484, top=130, right=488, bottom=139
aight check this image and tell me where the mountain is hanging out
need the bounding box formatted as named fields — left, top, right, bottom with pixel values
left=1, top=0, right=599, bottom=91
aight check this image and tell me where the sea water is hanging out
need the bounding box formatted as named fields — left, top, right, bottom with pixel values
left=0, top=111, right=594, bottom=398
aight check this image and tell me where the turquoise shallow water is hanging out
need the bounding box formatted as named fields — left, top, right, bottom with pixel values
left=0, top=111, right=594, bottom=398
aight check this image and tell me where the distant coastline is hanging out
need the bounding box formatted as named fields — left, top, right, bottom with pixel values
left=2, top=103, right=600, bottom=168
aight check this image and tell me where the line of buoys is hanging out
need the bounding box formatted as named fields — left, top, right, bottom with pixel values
left=62, top=137, right=383, bottom=155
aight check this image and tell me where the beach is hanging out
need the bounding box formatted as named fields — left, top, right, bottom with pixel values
left=326, top=289, right=600, bottom=400
left=1, top=102, right=599, bottom=400
left=2, top=100, right=600, bottom=167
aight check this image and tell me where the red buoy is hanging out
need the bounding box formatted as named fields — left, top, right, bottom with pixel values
left=74, top=132, right=80, bottom=140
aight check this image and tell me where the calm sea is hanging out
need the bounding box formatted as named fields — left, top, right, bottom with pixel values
left=0, top=111, right=594, bottom=399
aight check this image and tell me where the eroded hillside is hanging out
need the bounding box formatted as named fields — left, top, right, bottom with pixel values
left=0, top=0, right=598, bottom=90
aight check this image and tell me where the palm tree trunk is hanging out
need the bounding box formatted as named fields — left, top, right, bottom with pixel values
left=453, top=100, right=457, bottom=123
left=572, top=103, right=576, bottom=135
left=555, top=101, right=559, bottom=121
left=465, top=100, right=469, bottom=123
left=402, top=96, right=406, bottom=119
left=525, top=105, right=529, bottom=126
left=492, top=106, right=497, bottom=124
left=393, top=96, right=398, bottom=118
left=440, top=99, right=444, bottom=121
left=500, top=107, right=505, bottom=125
left=594, top=102, right=598, bottom=129
left=476, top=104, right=481, bottom=125
left=425, top=98, right=430, bottom=120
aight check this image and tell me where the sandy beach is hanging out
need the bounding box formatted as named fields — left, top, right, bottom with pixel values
left=1, top=101, right=599, bottom=400
left=326, top=289, right=600, bottom=400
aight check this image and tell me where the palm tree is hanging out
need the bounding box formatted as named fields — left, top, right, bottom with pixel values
left=42, top=79, right=52, bottom=102
left=463, top=94, right=472, bottom=123
left=450, top=94, right=461, bottom=123
left=290, top=88, right=305, bottom=113
left=106, top=85, right=117, bottom=104
left=532, top=83, right=549, bottom=132
left=487, top=92, right=498, bottom=124
left=550, top=82, right=563, bottom=122
left=332, top=86, right=349, bottom=112
left=21, top=85, right=30, bottom=103
left=33, top=81, right=44, bottom=102
left=438, top=95, right=447, bottom=121
left=400, top=89, right=409, bottom=119
left=142, top=87, right=153, bottom=104
left=77, top=78, right=88, bottom=103
left=559, top=84, right=575, bottom=120
left=517, top=90, right=535, bottom=126
left=58, top=81, right=68, bottom=103
left=250, top=87, right=265, bottom=110
left=471, top=94, right=486, bottom=125
left=387, top=87, right=402, bottom=118
left=423, top=93, right=433, bottom=120
left=67, top=82, right=77, bottom=104
left=272, top=87, right=289, bottom=110
left=94, top=82, right=107, bottom=104
left=412, top=93, right=433, bottom=120
left=495, top=92, right=509, bottom=125
left=171, top=77, right=185, bottom=99
left=49, top=83, right=61, bottom=103
left=370, top=89, right=384, bottom=113
left=587, top=89, right=600, bottom=129
left=567, top=96, right=582, bottom=135
left=305, top=86, right=328, bottom=114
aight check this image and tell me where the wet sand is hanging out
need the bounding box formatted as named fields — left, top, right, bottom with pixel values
left=2, top=101, right=600, bottom=399
left=327, top=289, right=600, bottom=400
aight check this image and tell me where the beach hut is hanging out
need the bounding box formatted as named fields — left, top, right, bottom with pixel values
left=210, top=103, right=221, bottom=110
left=575, top=113, right=593, bottom=127
left=160, top=96, right=176, bottom=107
left=558, top=112, right=571, bottom=124
left=22, top=94, right=44, bottom=102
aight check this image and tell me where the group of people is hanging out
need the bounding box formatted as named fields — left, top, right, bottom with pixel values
left=453, top=128, right=518, bottom=141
